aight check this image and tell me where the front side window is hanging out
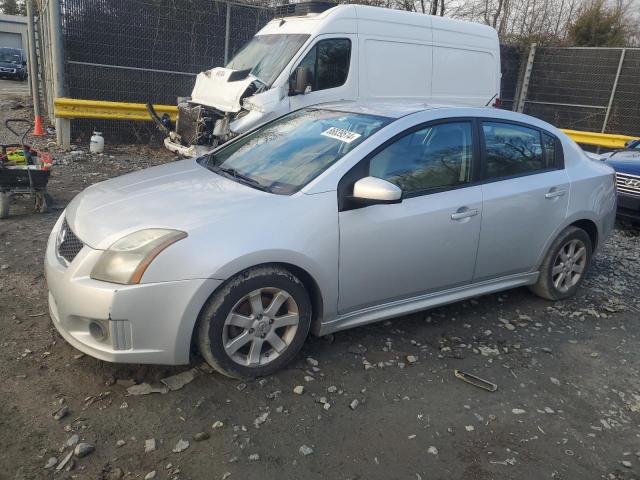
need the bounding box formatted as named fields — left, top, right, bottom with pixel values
left=482, top=122, right=555, bottom=179
left=226, top=34, right=310, bottom=87
left=296, top=38, right=351, bottom=92
left=200, top=108, right=390, bottom=195
left=368, top=122, right=473, bottom=194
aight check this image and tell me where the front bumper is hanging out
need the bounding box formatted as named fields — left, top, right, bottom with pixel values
left=617, top=193, right=640, bottom=222
left=163, top=137, right=214, bottom=158
left=45, top=218, right=221, bottom=364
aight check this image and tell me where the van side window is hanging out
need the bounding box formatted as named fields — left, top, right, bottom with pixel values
left=482, top=122, right=552, bottom=179
left=298, top=39, right=351, bottom=92
left=368, top=122, right=473, bottom=195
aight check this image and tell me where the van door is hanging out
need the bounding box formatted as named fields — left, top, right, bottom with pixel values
left=288, top=35, right=357, bottom=111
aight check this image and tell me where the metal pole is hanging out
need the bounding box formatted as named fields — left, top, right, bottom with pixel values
left=601, top=48, right=626, bottom=134
left=224, top=2, right=231, bottom=65
left=26, top=0, right=44, bottom=135
left=47, top=0, right=70, bottom=148
left=516, top=43, right=536, bottom=113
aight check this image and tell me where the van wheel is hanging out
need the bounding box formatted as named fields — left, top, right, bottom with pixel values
left=197, top=266, right=312, bottom=378
left=530, top=226, right=592, bottom=301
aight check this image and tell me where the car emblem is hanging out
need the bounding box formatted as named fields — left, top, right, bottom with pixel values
left=623, top=178, right=640, bottom=188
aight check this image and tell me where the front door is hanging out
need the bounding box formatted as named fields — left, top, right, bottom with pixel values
left=338, top=120, right=482, bottom=314
left=288, top=35, right=357, bottom=111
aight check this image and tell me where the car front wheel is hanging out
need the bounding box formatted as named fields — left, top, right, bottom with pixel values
left=196, top=265, right=311, bottom=378
left=530, top=226, right=592, bottom=301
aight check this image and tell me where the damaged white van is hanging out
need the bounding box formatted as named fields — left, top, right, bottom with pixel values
left=153, top=2, right=501, bottom=156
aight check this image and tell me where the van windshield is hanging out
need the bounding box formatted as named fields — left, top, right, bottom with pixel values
left=199, top=108, right=391, bottom=195
left=0, top=48, right=21, bottom=64
left=226, top=34, right=309, bottom=86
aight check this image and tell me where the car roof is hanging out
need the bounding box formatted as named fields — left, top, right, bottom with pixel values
left=314, top=100, right=562, bottom=135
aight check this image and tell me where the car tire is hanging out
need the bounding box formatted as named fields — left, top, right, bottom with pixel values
left=196, top=265, right=312, bottom=378
left=529, top=226, right=592, bottom=301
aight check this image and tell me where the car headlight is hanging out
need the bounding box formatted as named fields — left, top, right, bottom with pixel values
left=90, top=229, right=187, bottom=285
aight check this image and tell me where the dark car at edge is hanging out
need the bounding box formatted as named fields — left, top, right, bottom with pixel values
left=603, top=139, right=640, bottom=222
left=0, top=47, right=27, bottom=81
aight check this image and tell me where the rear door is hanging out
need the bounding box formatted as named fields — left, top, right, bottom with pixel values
left=474, top=120, right=569, bottom=281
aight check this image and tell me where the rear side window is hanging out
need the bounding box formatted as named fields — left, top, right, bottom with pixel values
left=368, top=121, right=473, bottom=195
left=482, top=122, right=557, bottom=179
left=297, top=38, right=351, bottom=92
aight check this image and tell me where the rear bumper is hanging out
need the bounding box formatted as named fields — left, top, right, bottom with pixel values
left=45, top=216, right=221, bottom=364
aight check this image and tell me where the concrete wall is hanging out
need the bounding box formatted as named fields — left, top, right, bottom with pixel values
left=0, top=13, right=28, bottom=54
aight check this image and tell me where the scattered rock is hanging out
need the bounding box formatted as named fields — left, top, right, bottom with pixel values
left=212, top=420, right=224, bottom=429
left=173, top=439, right=190, bottom=453
left=621, top=461, right=632, bottom=468
left=406, top=355, right=417, bottom=364
left=348, top=344, right=367, bottom=355
left=427, top=446, right=439, bottom=456
left=511, top=408, right=526, bottom=415
left=74, top=443, right=95, bottom=458
left=349, top=399, right=359, bottom=410
left=106, top=467, right=124, bottom=480
left=53, top=405, right=69, bottom=421
left=144, top=438, right=157, bottom=453
left=145, top=470, right=157, bottom=480
left=65, top=434, right=80, bottom=447
left=306, top=357, right=319, bottom=367
left=253, top=411, right=269, bottom=428
left=465, top=425, right=475, bottom=431
left=293, top=386, right=304, bottom=395
left=161, top=368, right=199, bottom=391
left=299, top=445, right=314, bottom=456
left=116, top=439, right=126, bottom=447
left=127, top=383, right=169, bottom=396
left=248, top=453, right=260, bottom=461
left=550, top=377, right=561, bottom=386
left=193, top=432, right=210, bottom=442
left=44, top=457, right=57, bottom=469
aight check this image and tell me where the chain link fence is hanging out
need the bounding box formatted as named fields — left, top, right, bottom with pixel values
left=30, top=1, right=640, bottom=145
left=516, top=46, right=640, bottom=138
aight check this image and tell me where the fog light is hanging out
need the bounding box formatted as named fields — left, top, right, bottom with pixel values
left=89, top=321, right=107, bottom=342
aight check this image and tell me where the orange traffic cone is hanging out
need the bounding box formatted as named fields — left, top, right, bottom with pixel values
left=33, top=115, right=44, bottom=136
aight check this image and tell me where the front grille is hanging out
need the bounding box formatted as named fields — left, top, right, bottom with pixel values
left=615, top=172, right=640, bottom=197
left=0, top=67, right=16, bottom=73
left=57, top=219, right=84, bottom=263
left=176, top=104, right=202, bottom=145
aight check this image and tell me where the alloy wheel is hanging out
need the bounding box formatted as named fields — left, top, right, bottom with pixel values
left=551, top=239, right=587, bottom=293
left=222, top=287, right=300, bottom=367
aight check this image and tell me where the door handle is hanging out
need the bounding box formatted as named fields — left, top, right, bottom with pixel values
left=545, top=189, right=567, bottom=199
left=451, top=208, right=479, bottom=220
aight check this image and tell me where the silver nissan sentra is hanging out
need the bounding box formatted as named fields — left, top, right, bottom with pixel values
left=45, top=101, right=616, bottom=377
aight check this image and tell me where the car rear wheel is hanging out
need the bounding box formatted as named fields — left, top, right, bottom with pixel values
left=196, top=266, right=311, bottom=378
left=529, top=226, right=592, bottom=301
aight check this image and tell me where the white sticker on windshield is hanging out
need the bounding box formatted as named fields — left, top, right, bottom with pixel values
left=321, top=127, right=361, bottom=144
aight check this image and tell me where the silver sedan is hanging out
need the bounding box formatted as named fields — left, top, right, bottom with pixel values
left=45, top=101, right=617, bottom=377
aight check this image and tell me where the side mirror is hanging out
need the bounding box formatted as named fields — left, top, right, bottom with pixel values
left=22, top=60, right=27, bottom=66
left=290, top=66, right=312, bottom=96
left=352, top=176, right=402, bottom=205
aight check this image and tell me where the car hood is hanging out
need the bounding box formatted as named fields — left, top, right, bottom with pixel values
left=191, top=67, right=258, bottom=113
left=605, top=151, right=640, bottom=175
left=65, top=159, right=275, bottom=250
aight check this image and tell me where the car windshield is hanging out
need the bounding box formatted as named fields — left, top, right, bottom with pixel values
left=226, top=34, right=309, bottom=86
left=0, top=49, right=21, bottom=63
left=199, top=108, right=391, bottom=194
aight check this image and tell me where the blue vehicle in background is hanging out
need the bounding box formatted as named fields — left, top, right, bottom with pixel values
left=602, top=139, right=640, bottom=222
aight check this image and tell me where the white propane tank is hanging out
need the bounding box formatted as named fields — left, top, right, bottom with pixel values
left=90, top=131, right=104, bottom=154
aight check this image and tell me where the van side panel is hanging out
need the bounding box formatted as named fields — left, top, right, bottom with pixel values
left=431, top=16, right=500, bottom=105
left=431, top=46, right=496, bottom=103
left=361, top=39, right=432, bottom=99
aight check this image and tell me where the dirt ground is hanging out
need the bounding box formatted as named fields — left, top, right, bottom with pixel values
left=1, top=90, right=639, bottom=480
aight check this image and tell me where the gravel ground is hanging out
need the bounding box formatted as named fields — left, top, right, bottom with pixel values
left=1, top=92, right=640, bottom=480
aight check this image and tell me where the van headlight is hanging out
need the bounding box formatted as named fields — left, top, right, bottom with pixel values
left=90, top=229, right=187, bottom=285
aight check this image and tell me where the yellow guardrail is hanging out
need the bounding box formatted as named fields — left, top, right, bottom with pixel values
left=54, top=98, right=177, bottom=122
left=54, top=98, right=638, bottom=149
left=560, top=129, right=636, bottom=149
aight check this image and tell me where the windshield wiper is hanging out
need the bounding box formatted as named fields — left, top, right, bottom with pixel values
left=212, top=165, right=271, bottom=192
